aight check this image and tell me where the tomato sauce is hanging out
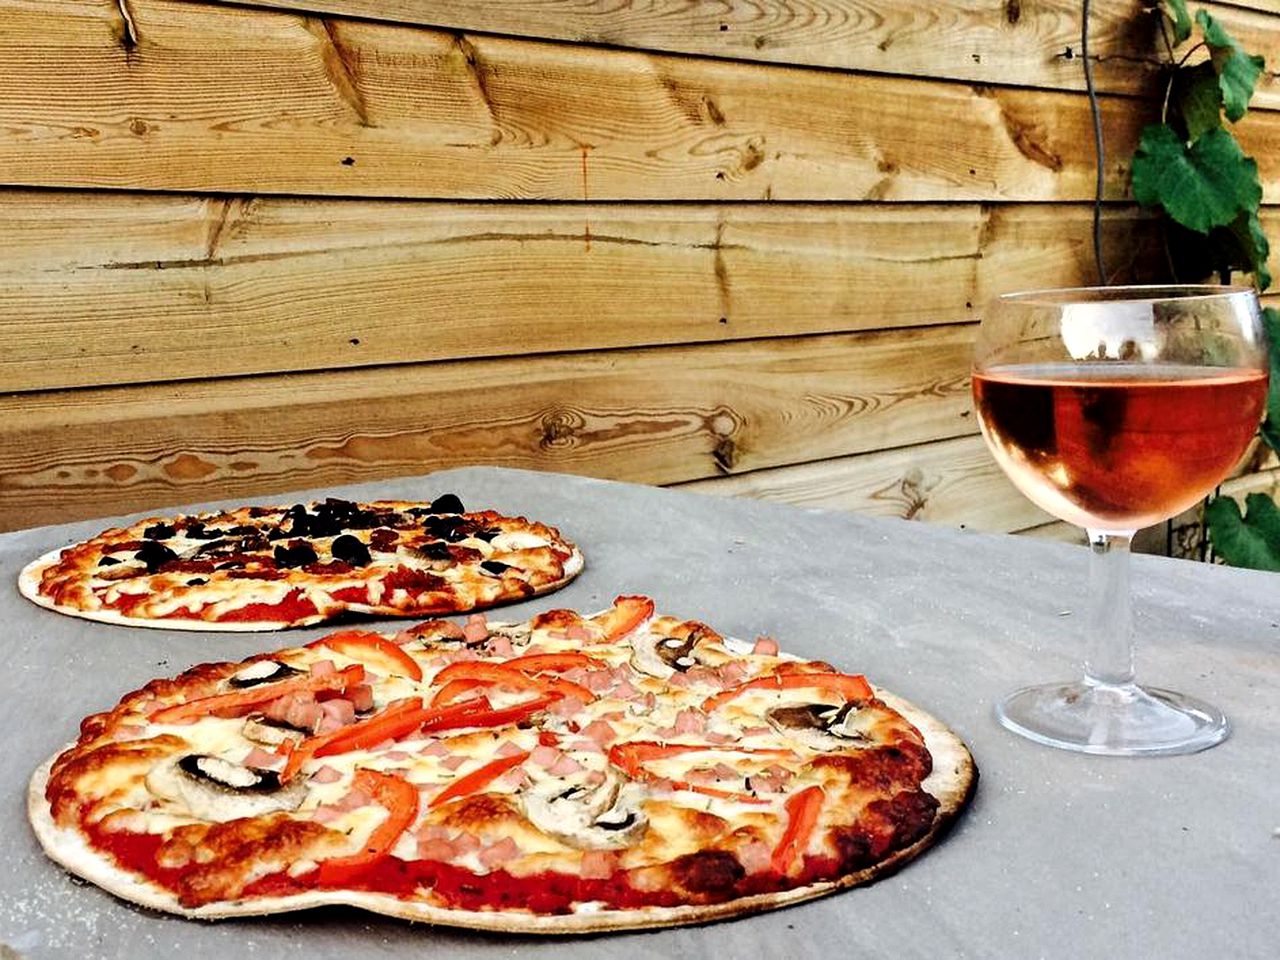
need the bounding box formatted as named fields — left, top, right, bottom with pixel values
left=85, top=815, right=857, bottom=914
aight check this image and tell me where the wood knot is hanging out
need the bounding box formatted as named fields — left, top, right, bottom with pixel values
left=539, top=409, right=585, bottom=449
left=1003, top=0, right=1021, bottom=25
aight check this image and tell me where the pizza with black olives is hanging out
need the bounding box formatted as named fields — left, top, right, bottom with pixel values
left=29, top=597, right=975, bottom=932
left=18, top=496, right=582, bottom=631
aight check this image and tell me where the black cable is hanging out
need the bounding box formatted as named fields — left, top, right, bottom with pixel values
left=1082, top=0, right=1107, bottom=285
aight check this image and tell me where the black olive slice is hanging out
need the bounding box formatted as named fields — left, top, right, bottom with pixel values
left=331, top=534, right=372, bottom=566
left=429, top=494, right=465, bottom=514
left=134, top=541, right=178, bottom=573
left=182, top=521, right=219, bottom=540
left=480, top=560, right=511, bottom=576
left=97, top=556, right=120, bottom=567
left=143, top=522, right=176, bottom=540
left=414, top=541, right=452, bottom=561
left=274, top=543, right=318, bottom=568
left=186, top=577, right=208, bottom=586
left=472, top=527, right=501, bottom=543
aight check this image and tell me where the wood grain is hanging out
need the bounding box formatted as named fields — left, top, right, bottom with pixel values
left=676, top=434, right=1053, bottom=533
left=199, top=0, right=1280, bottom=109
left=0, top=193, right=1166, bottom=392
left=0, top=0, right=1177, bottom=200
left=0, top=325, right=977, bottom=530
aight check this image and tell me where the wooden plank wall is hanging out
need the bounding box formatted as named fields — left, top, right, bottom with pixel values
left=1, top=0, right=1277, bottom=538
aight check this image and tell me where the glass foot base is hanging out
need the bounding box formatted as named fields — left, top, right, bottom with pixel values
left=995, top=680, right=1230, bottom=756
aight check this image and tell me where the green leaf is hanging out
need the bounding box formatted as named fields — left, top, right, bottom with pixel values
left=1205, top=493, right=1280, bottom=571
left=1166, top=0, right=1192, bottom=45
left=1196, top=10, right=1265, bottom=122
left=1260, top=307, right=1280, bottom=452
left=1131, top=125, right=1261, bottom=232
left=1224, top=209, right=1272, bottom=290
left=1175, top=63, right=1223, bottom=141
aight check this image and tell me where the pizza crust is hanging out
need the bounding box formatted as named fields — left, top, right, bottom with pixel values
left=17, top=546, right=585, bottom=633
left=27, top=687, right=974, bottom=933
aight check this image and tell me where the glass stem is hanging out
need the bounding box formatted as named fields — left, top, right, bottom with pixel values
left=1084, top=530, right=1136, bottom=687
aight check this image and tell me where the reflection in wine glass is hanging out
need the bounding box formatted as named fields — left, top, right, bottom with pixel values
left=972, top=286, right=1269, bottom=756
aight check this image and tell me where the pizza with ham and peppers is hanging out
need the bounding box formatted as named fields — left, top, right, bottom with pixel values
left=29, top=597, right=975, bottom=932
left=18, top=496, right=582, bottom=630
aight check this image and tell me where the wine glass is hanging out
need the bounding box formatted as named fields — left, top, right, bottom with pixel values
left=972, top=286, right=1269, bottom=756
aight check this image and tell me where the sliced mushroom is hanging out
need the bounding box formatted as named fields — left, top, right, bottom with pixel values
left=630, top=628, right=710, bottom=679
left=765, top=702, right=876, bottom=751
left=228, top=660, right=302, bottom=689
left=145, top=754, right=307, bottom=821
left=242, top=714, right=307, bottom=746
left=399, top=541, right=454, bottom=571
left=522, top=772, right=648, bottom=849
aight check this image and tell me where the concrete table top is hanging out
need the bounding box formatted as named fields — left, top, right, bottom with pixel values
left=0, top=467, right=1275, bottom=960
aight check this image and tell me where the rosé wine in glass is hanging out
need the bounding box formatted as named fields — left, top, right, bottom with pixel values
left=973, top=286, right=1269, bottom=756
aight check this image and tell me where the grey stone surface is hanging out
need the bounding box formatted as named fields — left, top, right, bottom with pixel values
left=0, top=467, right=1275, bottom=960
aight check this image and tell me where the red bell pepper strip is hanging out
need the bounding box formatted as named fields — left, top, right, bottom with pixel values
left=589, top=595, right=654, bottom=641
left=430, top=662, right=595, bottom=705
left=429, top=678, right=487, bottom=708
left=701, top=672, right=874, bottom=713
left=429, top=752, right=530, bottom=809
left=313, top=631, right=424, bottom=682
left=312, top=698, right=487, bottom=758
left=502, top=651, right=606, bottom=674
left=316, top=769, right=419, bottom=885
left=149, top=664, right=366, bottom=724
left=281, top=696, right=427, bottom=780
left=421, top=694, right=559, bottom=735
left=770, top=786, right=826, bottom=874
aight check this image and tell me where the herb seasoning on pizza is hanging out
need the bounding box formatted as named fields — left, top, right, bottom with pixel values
left=29, top=598, right=975, bottom=932
left=18, top=497, right=582, bottom=630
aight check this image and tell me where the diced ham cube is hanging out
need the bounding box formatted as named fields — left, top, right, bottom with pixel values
left=347, top=684, right=375, bottom=712
left=441, top=755, right=467, bottom=771
left=737, top=840, right=773, bottom=875
left=312, top=805, right=342, bottom=824
left=383, top=750, right=411, bottom=761
left=334, top=788, right=373, bottom=811
left=582, top=769, right=607, bottom=786
left=704, top=731, right=736, bottom=745
left=530, top=745, right=562, bottom=769
left=742, top=726, right=772, bottom=738
left=243, top=747, right=284, bottom=771
left=452, top=832, right=482, bottom=855
left=316, top=698, right=356, bottom=734
left=611, top=679, right=639, bottom=700
left=580, top=849, right=619, bottom=880
left=547, top=754, right=583, bottom=776
left=463, top=614, right=489, bottom=644
left=416, top=838, right=459, bottom=862
left=493, top=767, right=530, bottom=792
left=310, top=659, right=337, bottom=677
left=711, top=762, right=739, bottom=780
left=751, top=636, right=780, bottom=656
left=566, top=738, right=605, bottom=754
left=581, top=720, right=617, bottom=747
left=564, top=625, right=594, bottom=643
left=494, top=740, right=528, bottom=758
left=487, top=636, right=515, bottom=659
left=478, top=837, right=520, bottom=869
left=309, top=764, right=342, bottom=784
left=674, top=708, right=707, bottom=735
left=718, top=660, right=749, bottom=687
left=549, top=696, right=586, bottom=719
left=419, top=739, right=449, bottom=757
left=583, top=669, right=615, bottom=693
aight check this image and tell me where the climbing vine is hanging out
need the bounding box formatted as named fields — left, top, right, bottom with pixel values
left=1130, top=0, right=1280, bottom=569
